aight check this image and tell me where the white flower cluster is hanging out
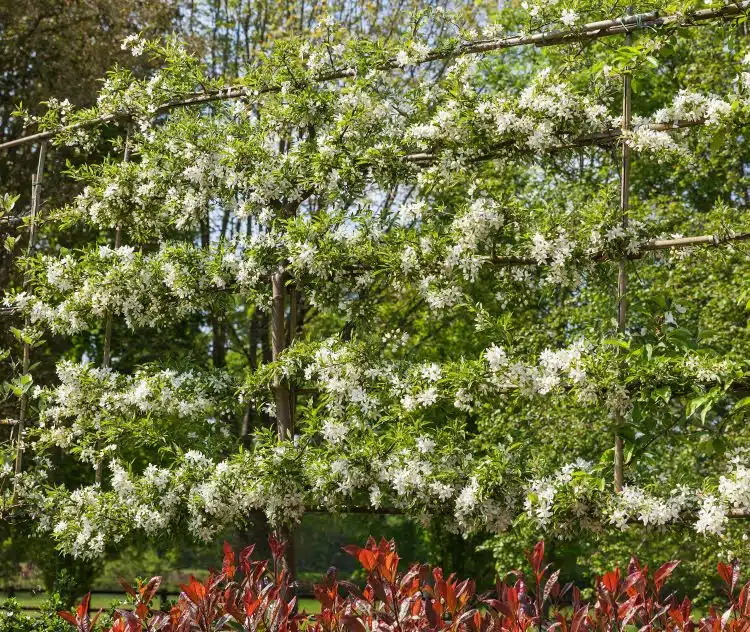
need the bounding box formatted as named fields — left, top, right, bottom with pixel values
left=524, top=459, right=593, bottom=528
left=695, top=460, right=750, bottom=535
left=588, top=219, right=648, bottom=257
left=683, top=355, right=737, bottom=383
left=445, top=198, right=504, bottom=281
left=47, top=450, right=307, bottom=558
left=454, top=476, right=516, bottom=534
left=33, top=361, right=235, bottom=459
left=292, top=337, right=593, bottom=431
left=121, top=34, right=146, bottom=57
left=7, top=240, right=273, bottom=333
left=20, top=438, right=750, bottom=558
left=609, top=485, right=691, bottom=529
left=520, top=0, right=580, bottom=26
left=652, top=89, right=734, bottom=127
left=486, top=340, right=588, bottom=395
left=529, top=231, right=575, bottom=283
left=624, top=127, right=683, bottom=156
left=607, top=458, right=750, bottom=536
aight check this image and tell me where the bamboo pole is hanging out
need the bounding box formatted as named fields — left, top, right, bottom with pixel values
left=405, top=118, right=707, bottom=166
left=0, top=229, right=744, bottom=317
left=640, top=233, right=750, bottom=249
left=0, top=228, right=743, bottom=321
left=614, top=14, right=633, bottom=494
left=272, top=268, right=293, bottom=439
left=288, top=284, right=298, bottom=431
left=14, top=141, right=47, bottom=479
left=303, top=507, right=750, bottom=520
left=1, top=1, right=748, bottom=153
left=489, top=231, right=750, bottom=266
left=96, top=132, right=130, bottom=484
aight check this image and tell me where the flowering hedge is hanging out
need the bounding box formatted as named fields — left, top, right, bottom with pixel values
left=3, top=0, right=750, bottom=565
left=57, top=537, right=750, bottom=632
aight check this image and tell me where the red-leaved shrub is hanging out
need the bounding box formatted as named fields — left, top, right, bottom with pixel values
left=58, top=537, right=750, bottom=632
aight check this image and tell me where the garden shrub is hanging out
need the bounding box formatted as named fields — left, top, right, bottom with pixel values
left=56, top=536, right=750, bottom=632
left=1, top=594, right=75, bottom=632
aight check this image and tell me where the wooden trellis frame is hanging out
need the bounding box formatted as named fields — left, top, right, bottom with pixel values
left=1, top=0, right=750, bottom=153
left=3, top=4, right=750, bottom=575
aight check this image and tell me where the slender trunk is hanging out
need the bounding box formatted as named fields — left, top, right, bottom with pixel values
left=272, top=268, right=292, bottom=439
left=271, top=266, right=295, bottom=580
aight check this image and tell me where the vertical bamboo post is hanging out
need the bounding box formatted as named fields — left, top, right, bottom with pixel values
left=288, top=284, right=297, bottom=423
left=14, top=141, right=47, bottom=478
left=96, top=130, right=130, bottom=484
left=614, top=14, right=633, bottom=493
left=272, top=267, right=292, bottom=438
left=271, top=265, right=295, bottom=579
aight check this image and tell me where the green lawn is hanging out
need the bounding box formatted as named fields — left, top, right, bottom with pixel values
left=3, top=591, right=320, bottom=615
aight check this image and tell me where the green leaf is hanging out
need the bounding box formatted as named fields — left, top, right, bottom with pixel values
left=603, top=338, right=630, bottom=350
left=653, top=386, right=671, bottom=404
left=624, top=444, right=635, bottom=465
left=686, top=395, right=709, bottom=418
left=732, top=397, right=750, bottom=415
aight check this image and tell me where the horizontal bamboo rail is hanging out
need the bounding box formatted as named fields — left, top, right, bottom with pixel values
left=493, top=231, right=750, bottom=265
left=1, top=2, right=747, bottom=153
left=304, top=506, right=750, bottom=519
left=405, top=119, right=706, bottom=166
left=0, top=230, right=744, bottom=319
left=640, top=233, right=749, bottom=249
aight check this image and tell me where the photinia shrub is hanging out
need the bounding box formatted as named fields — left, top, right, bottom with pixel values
left=57, top=537, right=750, bottom=632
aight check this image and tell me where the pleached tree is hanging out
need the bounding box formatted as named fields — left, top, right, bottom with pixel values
left=1, top=0, right=750, bottom=579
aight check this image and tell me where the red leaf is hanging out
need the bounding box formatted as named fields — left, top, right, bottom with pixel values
left=181, top=575, right=207, bottom=604
left=718, top=562, right=733, bottom=588
left=731, top=559, right=741, bottom=593
left=114, top=610, right=143, bottom=632
left=544, top=570, right=561, bottom=603
left=654, top=561, right=680, bottom=593
left=342, top=545, right=361, bottom=559
left=77, top=592, right=91, bottom=619
left=623, top=570, right=644, bottom=595
left=240, top=543, right=256, bottom=572
left=529, top=541, right=545, bottom=574
left=245, top=596, right=262, bottom=617
left=571, top=606, right=589, bottom=632
left=140, top=576, right=162, bottom=604
left=341, top=615, right=367, bottom=632
left=669, top=608, right=684, bottom=627
left=358, top=549, right=377, bottom=572
left=223, top=541, right=236, bottom=579
left=268, top=534, right=286, bottom=561
left=57, top=611, right=78, bottom=625
left=602, top=569, right=620, bottom=595
left=135, top=602, right=149, bottom=619
left=425, top=597, right=440, bottom=627
left=118, top=577, right=137, bottom=598
left=90, top=609, right=103, bottom=628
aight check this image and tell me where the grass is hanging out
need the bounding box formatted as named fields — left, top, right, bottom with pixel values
left=2, top=591, right=321, bottom=615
